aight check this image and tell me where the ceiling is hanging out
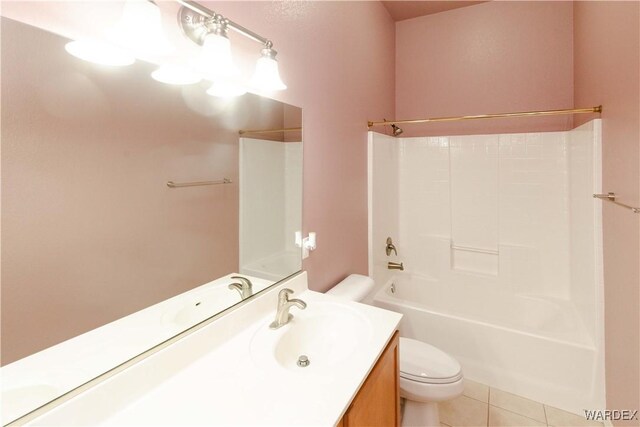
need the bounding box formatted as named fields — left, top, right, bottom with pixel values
left=381, top=1, right=488, bottom=22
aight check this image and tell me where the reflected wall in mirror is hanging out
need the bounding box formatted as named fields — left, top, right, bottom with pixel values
left=1, top=14, right=302, bottom=424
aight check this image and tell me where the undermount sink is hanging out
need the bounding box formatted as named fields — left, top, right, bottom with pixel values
left=250, top=299, right=374, bottom=377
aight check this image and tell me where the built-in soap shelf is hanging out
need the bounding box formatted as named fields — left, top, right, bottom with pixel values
left=450, top=242, right=499, bottom=276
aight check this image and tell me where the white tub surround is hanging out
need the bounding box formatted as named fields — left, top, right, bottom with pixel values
left=14, top=272, right=401, bottom=426
left=239, top=137, right=303, bottom=281
left=368, top=120, right=604, bottom=415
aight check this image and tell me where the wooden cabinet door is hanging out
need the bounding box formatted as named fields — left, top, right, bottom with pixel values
left=342, top=331, right=400, bottom=427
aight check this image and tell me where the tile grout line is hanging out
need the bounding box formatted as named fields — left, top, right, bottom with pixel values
left=487, top=387, right=491, bottom=426
left=543, top=403, right=548, bottom=426
left=488, top=403, right=547, bottom=426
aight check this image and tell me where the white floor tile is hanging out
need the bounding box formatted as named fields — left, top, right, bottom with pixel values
left=489, top=388, right=546, bottom=423
left=489, top=406, right=546, bottom=427
left=545, top=405, right=604, bottom=427
left=463, top=379, right=489, bottom=403
left=439, top=395, right=488, bottom=427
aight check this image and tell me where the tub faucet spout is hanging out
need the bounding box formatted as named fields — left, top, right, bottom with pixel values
left=388, top=261, right=404, bottom=271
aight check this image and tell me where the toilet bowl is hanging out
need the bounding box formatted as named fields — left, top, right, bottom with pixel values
left=327, top=274, right=464, bottom=427
left=399, top=337, right=464, bottom=426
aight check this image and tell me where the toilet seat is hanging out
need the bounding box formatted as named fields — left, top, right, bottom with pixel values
left=399, top=337, right=462, bottom=384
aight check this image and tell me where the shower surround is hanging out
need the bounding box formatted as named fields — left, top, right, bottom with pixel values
left=368, top=120, right=604, bottom=414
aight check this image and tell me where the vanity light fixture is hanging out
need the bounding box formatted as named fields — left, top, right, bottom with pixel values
left=64, top=0, right=287, bottom=94
left=113, top=0, right=171, bottom=57
left=250, top=42, right=287, bottom=92
left=65, top=0, right=168, bottom=67
left=195, top=15, right=235, bottom=79
left=177, top=0, right=287, bottom=94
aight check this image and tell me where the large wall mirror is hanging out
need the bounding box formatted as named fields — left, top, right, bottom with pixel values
left=1, top=9, right=302, bottom=424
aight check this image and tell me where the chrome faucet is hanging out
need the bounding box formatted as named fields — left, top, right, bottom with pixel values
left=388, top=261, right=404, bottom=271
left=228, top=276, right=253, bottom=299
left=269, top=288, right=306, bottom=329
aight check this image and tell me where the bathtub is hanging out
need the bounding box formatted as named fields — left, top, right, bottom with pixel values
left=372, top=273, right=604, bottom=415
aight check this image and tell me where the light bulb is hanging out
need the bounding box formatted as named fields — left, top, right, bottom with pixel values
left=151, top=65, right=201, bottom=85
left=196, top=33, right=235, bottom=80
left=113, top=0, right=171, bottom=57
left=250, top=48, right=287, bottom=92
left=65, top=40, right=135, bottom=67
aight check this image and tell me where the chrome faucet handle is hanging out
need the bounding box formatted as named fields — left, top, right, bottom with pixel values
left=270, top=288, right=305, bottom=329
left=228, top=276, right=253, bottom=299
left=228, top=283, right=249, bottom=299
left=386, top=237, right=398, bottom=256
left=230, top=276, right=253, bottom=290
left=276, top=288, right=294, bottom=306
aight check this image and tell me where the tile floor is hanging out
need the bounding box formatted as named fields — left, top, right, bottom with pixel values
left=436, top=380, right=604, bottom=427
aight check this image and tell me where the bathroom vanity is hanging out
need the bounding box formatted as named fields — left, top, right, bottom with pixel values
left=338, top=331, right=400, bottom=427
left=11, top=272, right=402, bottom=425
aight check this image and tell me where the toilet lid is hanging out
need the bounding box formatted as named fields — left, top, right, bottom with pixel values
left=399, top=337, right=463, bottom=384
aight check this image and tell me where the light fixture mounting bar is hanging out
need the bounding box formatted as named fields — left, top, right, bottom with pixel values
left=176, top=0, right=270, bottom=46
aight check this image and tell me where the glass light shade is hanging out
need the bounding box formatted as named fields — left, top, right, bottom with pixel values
left=65, top=40, right=135, bottom=67
left=196, top=33, right=235, bottom=80
left=151, top=65, right=201, bottom=85
left=250, top=56, right=287, bottom=91
left=113, top=0, right=171, bottom=56
left=206, top=80, right=247, bottom=98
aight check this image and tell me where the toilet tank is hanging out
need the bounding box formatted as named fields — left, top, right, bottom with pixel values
left=326, top=274, right=375, bottom=302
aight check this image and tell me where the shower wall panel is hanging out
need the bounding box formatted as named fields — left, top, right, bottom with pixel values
left=450, top=135, right=500, bottom=275
left=367, top=132, right=400, bottom=299
left=497, top=131, right=571, bottom=298
left=370, top=120, right=602, bottom=344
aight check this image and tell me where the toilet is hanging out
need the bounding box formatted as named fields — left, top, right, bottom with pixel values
left=327, top=274, right=464, bottom=427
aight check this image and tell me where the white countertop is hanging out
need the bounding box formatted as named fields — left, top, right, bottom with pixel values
left=1, top=273, right=274, bottom=425
left=22, top=272, right=402, bottom=426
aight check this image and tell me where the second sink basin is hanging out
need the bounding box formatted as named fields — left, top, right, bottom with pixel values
left=250, top=299, right=374, bottom=378
left=161, top=286, right=242, bottom=329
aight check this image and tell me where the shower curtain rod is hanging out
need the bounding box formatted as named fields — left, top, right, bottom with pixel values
left=367, top=106, right=602, bottom=128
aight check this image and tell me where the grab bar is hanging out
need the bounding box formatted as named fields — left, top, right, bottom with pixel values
left=593, top=193, right=640, bottom=214
left=167, top=178, right=232, bottom=188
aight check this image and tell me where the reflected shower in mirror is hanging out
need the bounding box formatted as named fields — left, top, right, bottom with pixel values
left=0, top=15, right=301, bottom=423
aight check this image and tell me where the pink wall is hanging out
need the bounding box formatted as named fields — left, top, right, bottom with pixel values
left=205, top=1, right=396, bottom=291
left=395, top=1, right=576, bottom=137
left=573, top=2, right=640, bottom=424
